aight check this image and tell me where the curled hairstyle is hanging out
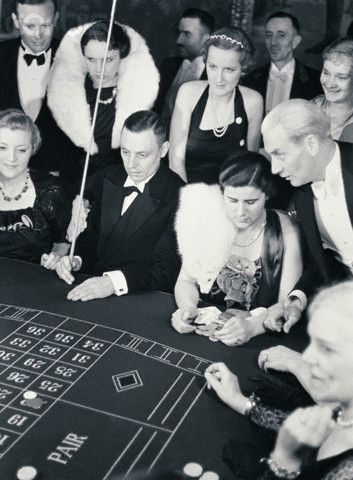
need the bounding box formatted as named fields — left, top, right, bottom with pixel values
left=15, top=0, right=58, bottom=13
left=80, top=21, right=131, bottom=59
left=122, top=110, right=166, bottom=146
left=203, top=26, right=255, bottom=75
left=219, top=150, right=276, bottom=198
left=262, top=99, right=331, bottom=144
left=308, top=280, right=353, bottom=337
left=323, top=37, right=353, bottom=71
left=0, top=109, right=41, bottom=154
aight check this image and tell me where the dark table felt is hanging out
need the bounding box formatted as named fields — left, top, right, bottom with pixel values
left=0, top=258, right=308, bottom=480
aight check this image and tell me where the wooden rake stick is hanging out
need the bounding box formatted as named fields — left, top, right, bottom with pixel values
left=69, top=0, right=119, bottom=265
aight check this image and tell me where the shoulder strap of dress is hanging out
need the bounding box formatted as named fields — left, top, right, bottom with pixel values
left=190, top=85, right=210, bottom=129
left=255, top=209, right=284, bottom=308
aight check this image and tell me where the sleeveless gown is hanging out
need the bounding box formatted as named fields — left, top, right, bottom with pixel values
left=185, top=85, right=249, bottom=184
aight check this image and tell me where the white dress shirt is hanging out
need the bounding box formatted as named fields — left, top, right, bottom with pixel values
left=291, top=144, right=353, bottom=309
left=18, top=43, right=51, bottom=121
left=311, top=143, right=353, bottom=272
left=104, top=172, right=156, bottom=296
left=265, top=59, right=295, bottom=114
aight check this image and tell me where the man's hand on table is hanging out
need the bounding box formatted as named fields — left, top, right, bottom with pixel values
left=67, top=276, right=115, bottom=301
left=263, top=298, right=303, bottom=333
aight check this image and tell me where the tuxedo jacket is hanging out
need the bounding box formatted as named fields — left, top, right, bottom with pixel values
left=75, top=162, right=184, bottom=293
left=154, top=56, right=207, bottom=116
left=0, top=38, right=79, bottom=176
left=294, top=142, right=353, bottom=296
left=243, top=59, right=322, bottom=104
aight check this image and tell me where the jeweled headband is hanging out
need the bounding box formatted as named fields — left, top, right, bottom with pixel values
left=209, top=34, right=244, bottom=49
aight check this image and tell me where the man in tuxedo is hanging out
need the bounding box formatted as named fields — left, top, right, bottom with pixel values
left=154, top=8, right=215, bottom=129
left=56, top=110, right=184, bottom=301
left=244, top=11, right=322, bottom=115
left=260, top=99, right=353, bottom=333
left=0, top=0, right=77, bottom=176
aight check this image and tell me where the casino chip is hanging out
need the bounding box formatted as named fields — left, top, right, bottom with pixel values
left=23, top=391, right=37, bottom=400
left=200, top=472, right=219, bottom=480
left=16, top=465, right=38, bottom=480
left=183, top=462, right=203, bottom=477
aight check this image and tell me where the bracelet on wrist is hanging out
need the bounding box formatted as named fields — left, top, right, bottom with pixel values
left=243, top=393, right=258, bottom=417
left=260, top=457, right=300, bottom=479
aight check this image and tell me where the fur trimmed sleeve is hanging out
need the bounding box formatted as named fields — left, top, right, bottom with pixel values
left=175, top=183, right=235, bottom=293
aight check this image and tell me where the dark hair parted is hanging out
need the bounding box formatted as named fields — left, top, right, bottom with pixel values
left=203, top=27, right=255, bottom=75
left=0, top=109, right=41, bottom=155
left=15, top=0, right=57, bottom=13
left=266, top=11, right=300, bottom=33
left=123, top=110, right=167, bottom=146
left=181, top=8, right=215, bottom=34
left=80, top=21, right=130, bottom=59
left=219, top=151, right=276, bottom=198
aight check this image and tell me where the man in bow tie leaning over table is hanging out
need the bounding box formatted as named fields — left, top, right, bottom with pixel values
left=260, top=99, right=353, bottom=335
left=0, top=0, right=78, bottom=177
left=243, top=11, right=322, bottom=115
left=53, top=110, right=184, bottom=302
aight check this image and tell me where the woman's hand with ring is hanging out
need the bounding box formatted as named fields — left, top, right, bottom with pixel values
left=213, top=315, right=257, bottom=346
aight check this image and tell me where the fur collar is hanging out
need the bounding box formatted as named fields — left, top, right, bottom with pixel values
left=175, top=183, right=235, bottom=293
left=47, top=23, right=159, bottom=153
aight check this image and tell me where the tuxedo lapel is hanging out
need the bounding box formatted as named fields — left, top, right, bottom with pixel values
left=98, top=174, right=125, bottom=254
left=7, top=41, right=22, bottom=109
left=98, top=165, right=166, bottom=264
left=290, top=60, right=301, bottom=98
left=120, top=184, right=160, bottom=242
left=298, top=185, right=329, bottom=277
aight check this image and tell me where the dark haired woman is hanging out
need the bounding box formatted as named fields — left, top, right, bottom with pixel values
left=169, top=26, right=263, bottom=183
left=47, top=21, right=159, bottom=176
left=171, top=151, right=302, bottom=345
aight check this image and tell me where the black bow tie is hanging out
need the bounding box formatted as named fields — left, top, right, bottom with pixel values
left=23, top=53, right=46, bottom=66
left=122, top=185, right=141, bottom=197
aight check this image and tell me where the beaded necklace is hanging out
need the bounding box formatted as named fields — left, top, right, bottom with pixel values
left=0, top=169, right=30, bottom=202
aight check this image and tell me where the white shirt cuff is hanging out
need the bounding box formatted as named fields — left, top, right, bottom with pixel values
left=104, top=270, right=128, bottom=296
left=289, top=290, right=307, bottom=310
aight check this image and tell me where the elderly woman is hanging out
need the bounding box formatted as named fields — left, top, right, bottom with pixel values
left=171, top=151, right=302, bottom=345
left=169, top=27, right=263, bottom=184
left=205, top=280, right=353, bottom=479
left=47, top=20, right=159, bottom=176
left=313, top=38, right=353, bottom=142
left=0, top=109, right=70, bottom=264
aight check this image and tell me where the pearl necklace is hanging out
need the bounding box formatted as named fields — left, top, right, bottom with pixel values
left=210, top=90, right=235, bottom=138
left=98, top=87, right=117, bottom=105
left=336, top=408, right=353, bottom=428
left=0, top=169, right=30, bottom=202
left=233, top=220, right=267, bottom=247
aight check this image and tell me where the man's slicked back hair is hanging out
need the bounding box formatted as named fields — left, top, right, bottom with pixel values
left=123, top=110, right=167, bottom=146
left=266, top=11, right=300, bottom=33
left=181, top=8, right=215, bottom=34
left=15, top=0, right=58, bottom=14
